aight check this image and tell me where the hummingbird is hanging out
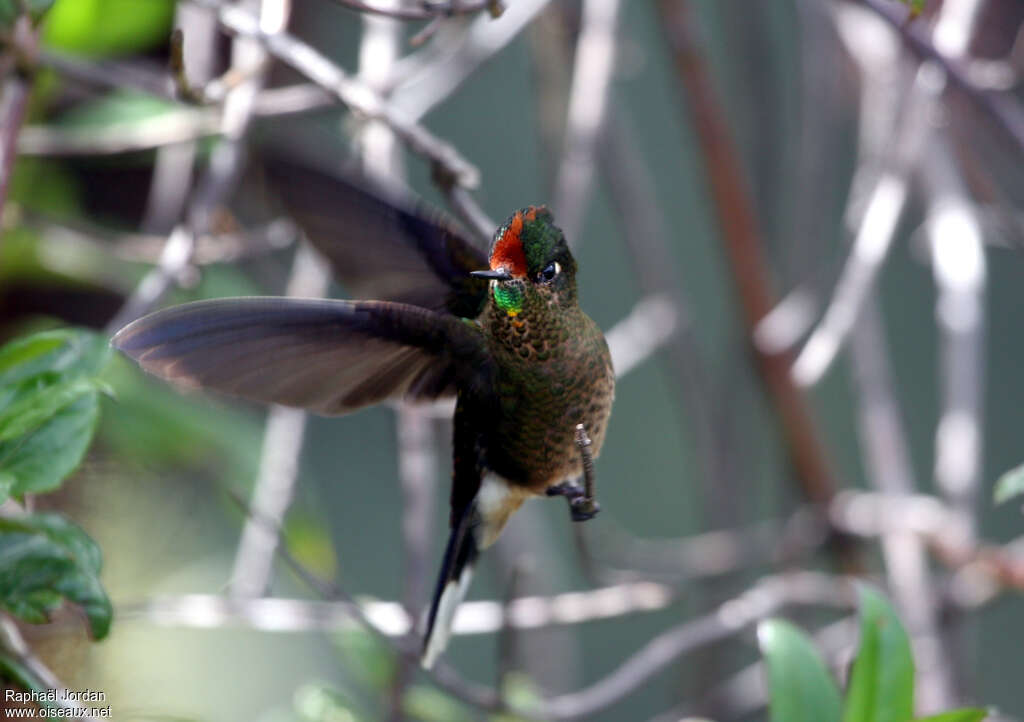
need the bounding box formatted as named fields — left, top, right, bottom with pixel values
left=111, top=158, right=615, bottom=668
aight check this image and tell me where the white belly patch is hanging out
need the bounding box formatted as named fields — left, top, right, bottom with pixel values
left=475, top=474, right=536, bottom=548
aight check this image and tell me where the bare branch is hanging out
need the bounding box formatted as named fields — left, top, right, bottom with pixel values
left=185, top=0, right=481, bottom=187
left=791, top=0, right=986, bottom=387
left=657, top=0, right=856, bottom=571
left=603, top=295, right=678, bottom=378
left=851, top=0, right=1024, bottom=155
left=0, top=76, right=30, bottom=221
left=388, top=0, right=552, bottom=121
left=552, top=0, right=622, bottom=244
left=327, top=0, right=504, bottom=21
left=530, top=572, right=855, bottom=720
left=921, top=137, right=987, bottom=539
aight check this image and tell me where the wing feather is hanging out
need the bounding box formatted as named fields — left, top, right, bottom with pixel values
left=263, top=157, right=489, bottom=318
left=112, top=297, right=488, bottom=415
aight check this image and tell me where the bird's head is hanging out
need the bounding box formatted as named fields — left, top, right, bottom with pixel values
left=470, top=206, right=577, bottom=317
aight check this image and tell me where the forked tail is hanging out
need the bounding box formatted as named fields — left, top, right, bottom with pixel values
left=421, top=501, right=479, bottom=669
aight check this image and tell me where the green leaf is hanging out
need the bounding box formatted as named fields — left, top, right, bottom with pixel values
left=0, top=374, right=100, bottom=443
left=994, top=463, right=1024, bottom=504
left=0, top=513, right=111, bottom=638
left=0, top=329, right=108, bottom=388
left=912, top=709, right=988, bottom=722
left=843, top=586, right=915, bottom=722
left=758, top=619, right=842, bottom=722
left=0, top=330, right=109, bottom=500
left=43, top=0, right=175, bottom=57
left=0, top=394, right=100, bottom=501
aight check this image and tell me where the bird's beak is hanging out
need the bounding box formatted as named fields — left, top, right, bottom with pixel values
left=470, top=269, right=513, bottom=281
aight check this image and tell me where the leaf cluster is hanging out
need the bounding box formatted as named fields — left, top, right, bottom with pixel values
left=0, top=329, right=112, bottom=641
left=759, top=586, right=987, bottom=722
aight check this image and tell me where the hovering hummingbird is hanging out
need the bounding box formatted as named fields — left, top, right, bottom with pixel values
left=112, top=158, right=615, bottom=668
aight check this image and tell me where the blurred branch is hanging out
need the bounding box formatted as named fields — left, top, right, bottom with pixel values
left=388, top=0, right=552, bottom=121
left=530, top=572, right=855, bottom=720
left=849, top=298, right=954, bottom=711
left=850, top=0, right=1024, bottom=155
left=0, top=76, right=29, bottom=220
left=921, top=136, right=987, bottom=539
left=657, top=0, right=855, bottom=573
left=552, top=0, right=622, bottom=244
left=122, top=578, right=678, bottom=636
left=186, top=0, right=481, bottom=187
left=0, top=14, right=36, bottom=224
left=228, top=0, right=334, bottom=600
left=603, top=295, right=679, bottom=377
left=790, top=0, right=985, bottom=387
left=327, top=0, right=505, bottom=21
left=572, top=506, right=827, bottom=585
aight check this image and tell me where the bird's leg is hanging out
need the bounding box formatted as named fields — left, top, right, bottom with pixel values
left=545, top=425, right=601, bottom=521
left=571, top=423, right=600, bottom=521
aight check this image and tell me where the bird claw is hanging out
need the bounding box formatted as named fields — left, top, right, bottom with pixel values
left=546, top=481, right=585, bottom=500
left=547, top=481, right=599, bottom=522
left=570, top=496, right=600, bottom=522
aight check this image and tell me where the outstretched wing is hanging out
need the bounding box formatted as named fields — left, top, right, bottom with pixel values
left=111, top=297, right=489, bottom=415
left=263, top=157, right=490, bottom=318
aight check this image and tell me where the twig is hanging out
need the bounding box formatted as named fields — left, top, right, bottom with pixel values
left=120, top=578, right=677, bottom=637
left=528, top=572, right=856, bottom=720
left=223, top=483, right=509, bottom=714
left=229, top=0, right=332, bottom=585
left=791, top=0, right=986, bottom=387
left=0, top=76, right=30, bottom=223
left=388, top=0, right=553, bottom=121
left=104, top=225, right=196, bottom=332
left=921, top=136, right=987, bottom=538
left=602, top=295, right=678, bottom=378
left=849, top=298, right=952, bottom=709
left=851, top=0, right=1024, bottom=156
left=327, top=0, right=504, bottom=21
left=552, top=0, right=622, bottom=244
left=571, top=506, right=828, bottom=585
left=438, top=179, right=494, bottom=245
left=185, top=0, right=481, bottom=187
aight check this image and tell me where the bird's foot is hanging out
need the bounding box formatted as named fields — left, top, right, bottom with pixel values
left=547, top=482, right=600, bottom=522
left=569, top=496, right=600, bottom=522
left=546, top=481, right=585, bottom=500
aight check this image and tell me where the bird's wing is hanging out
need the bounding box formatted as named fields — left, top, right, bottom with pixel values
left=111, top=297, right=489, bottom=415
left=263, top=156, right=490, bottom=318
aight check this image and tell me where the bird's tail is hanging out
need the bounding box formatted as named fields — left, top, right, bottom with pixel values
left=421, top=501, right=479, bottom=669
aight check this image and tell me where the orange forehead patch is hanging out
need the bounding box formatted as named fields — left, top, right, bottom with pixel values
left=490, top=210, right=529, bottom=276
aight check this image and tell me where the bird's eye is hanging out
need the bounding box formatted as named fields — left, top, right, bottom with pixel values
left=538, top=262, right=560, bottom=283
